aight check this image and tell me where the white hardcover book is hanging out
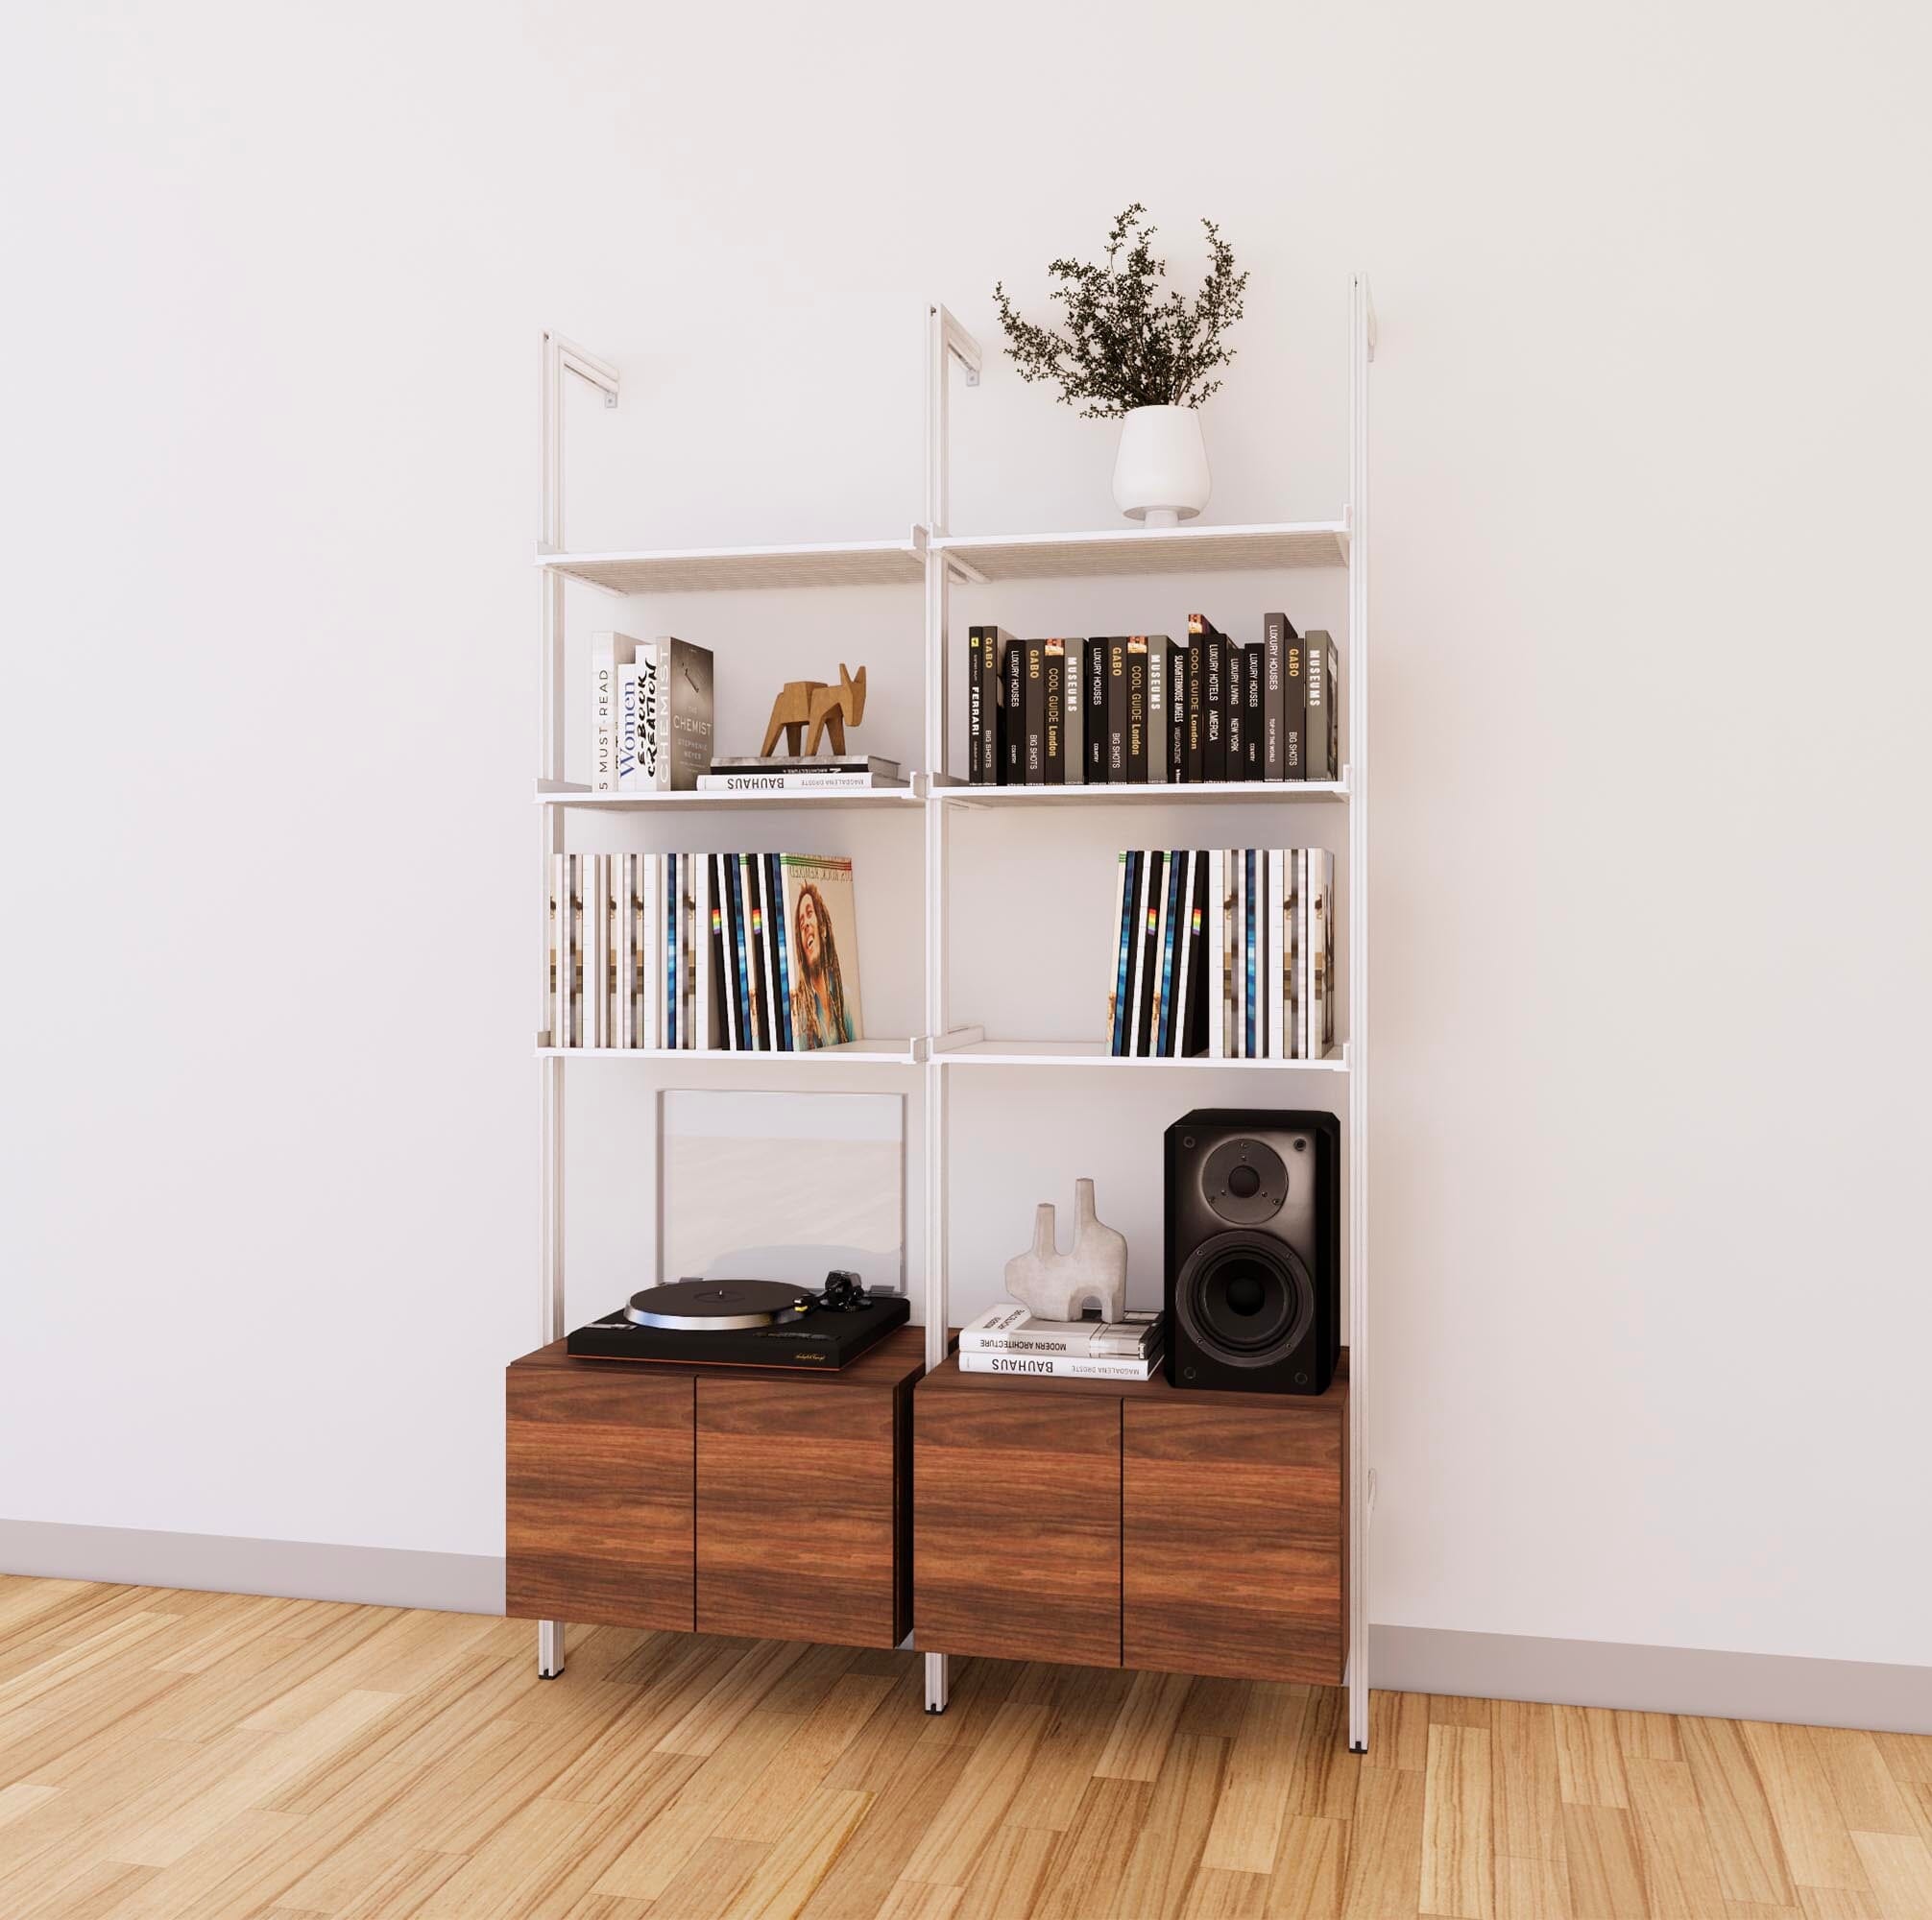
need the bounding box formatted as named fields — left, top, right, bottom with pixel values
left=648, top=854, right=664, bottom=1048
left=1282, top=853, right=1298, bottom=1066
left=1311, top=849, right=1335, bottom=1060
left=956, top=1351, right=1161, bottom=1382
left=631, top=644, right=663, bottom=791
left=683, top=854, right=698, bottom=1048
left=610, top=853, right=625, bottom=1050
left=1268, top=850, right=1285, bottom=1060
left=548, top=853, right=568, bottom=1046
left=591, top=634, right=640, bottom=792
left=1298, top=853, right=1314, bottom=1066
left=1208, top=850, right=1224, bottom=1060
left=1171, top=850, right=1195, bottom=1058
left=590, top=857, right=612, bottom=1048
left=668, top=853, right=684, bottom=1050
left=567, top=854, right=584, bottom=1045
left=615, top=664, right=642, bottom=790
left=958, top=1306, right=1160, bottom=1357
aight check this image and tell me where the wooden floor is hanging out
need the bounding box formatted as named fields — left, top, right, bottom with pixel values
left=1, top=1578, right=1929, bottom=1918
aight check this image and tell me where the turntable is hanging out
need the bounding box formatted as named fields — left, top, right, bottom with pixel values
left=567, top=1271, right=909, bottom=1370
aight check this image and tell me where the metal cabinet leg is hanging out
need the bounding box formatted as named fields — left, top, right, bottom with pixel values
left=924, top=1650, right=950, bottom=1714
left=538, top=1619, right=566, bottom=1679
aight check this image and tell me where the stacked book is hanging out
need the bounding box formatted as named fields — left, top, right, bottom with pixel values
left=956, top=1306, right=1164, bottom=1381
left=964, top=617, right=1339, bottom=786
left=546, top=852, right=865, bottom=1052
left=592, top=633, right=716, bottom=793
left=1105, top=848, right=1336, bottom=1060
left=698, top=756, right=905, bottom=795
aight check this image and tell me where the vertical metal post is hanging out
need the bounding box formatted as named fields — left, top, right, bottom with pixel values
left=1345, top=278, right=1374, bottom=1749
left=536, top=331, right=618, bottom=1680
left=921, top=304, right=976, bottom=1714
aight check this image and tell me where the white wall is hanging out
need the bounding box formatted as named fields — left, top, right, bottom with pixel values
left=4, top=0, right=1929, bottom=1671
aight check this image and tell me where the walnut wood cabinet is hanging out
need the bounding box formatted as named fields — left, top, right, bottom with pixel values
left=506, top=1329, right=923, bottom=1648
left=914, top=1353, right=1347, bottom=1685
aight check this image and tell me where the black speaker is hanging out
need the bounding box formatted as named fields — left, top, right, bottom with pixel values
left=1164, top=1108, right=1340, bottom=1395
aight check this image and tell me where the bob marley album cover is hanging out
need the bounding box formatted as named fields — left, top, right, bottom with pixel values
left=780, top=854, right=863, bottom=1048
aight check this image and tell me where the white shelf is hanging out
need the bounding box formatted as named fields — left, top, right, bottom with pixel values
left=537, top=1039, right=919, bottom=1065
left=937, top=777, right=1348, bottom=808
left=936, top=1040, right=1348, bottom=1072
left=538, top=538, right=925, bottom=594
left=933, top=519, right=1348, bottom=582
left=536, top=780, right=921, bottom=812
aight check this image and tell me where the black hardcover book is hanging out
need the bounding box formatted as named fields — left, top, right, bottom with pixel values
left=1087, top=635, right=1108, bottom=782
left=567, top=1293, right=910, bottom=1370
left=1133, top=850, right=1165, bottom=1056
left=1183, top=637, right=1203, bottom=782
left=1022, top=637, right=1046, bottom=784
left=1155, top=850, right=1184, bottom=1055
left=743, top=854, right=772, bottom=1051
left=1104, top=637, right=1128, bottom=780
left=1283, top=626, right=1307, bottom=779
left=1005, top=628, right=1025, bottom=782
left=707, top=853, right=731, bottom=1050
left=1244, top=643, right=1266, bottom=780
left=1110, top=849, right=1140, bottom=1054
left=1042, top=639, right=1066, bottom=784
left=988, top=627, right=1013, bottom=786
left=1202, top=622, right=1226, bottom=780
left=1263, top=613, right=1295, bottom=781
left=1147, top=636, right=1170, bottom=785
left=1305, top=630, right=1338, bottom=781
left=1225, top=643, right=1244, bottom=779
left=966, top=628, right=983, bottom=783
left=1169, top=641, right=1186, bottom=783
left=765, top=852, right=792, bottom=1050
left=1184, top=851, right=1211, bottom=1056
left=1125, top=636, right=1148, bottom=783
left=721, top=852, right=748, bottom=1050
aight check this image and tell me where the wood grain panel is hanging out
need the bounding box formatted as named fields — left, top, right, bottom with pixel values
left=505, top=1361, right=694, bottom=1631
left=697, top=1375, right=908, bottom=1648
left=1121, top=1398, right=1344, bottom=1685
left=914, top=1386, right=1122, bottom=1669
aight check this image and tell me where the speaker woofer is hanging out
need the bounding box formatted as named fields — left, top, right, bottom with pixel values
left=1172, top=1230, right=1315, bottom=1368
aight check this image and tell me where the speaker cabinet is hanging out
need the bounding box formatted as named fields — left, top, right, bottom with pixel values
left=1164, top=1108, right=1340, bottom=1395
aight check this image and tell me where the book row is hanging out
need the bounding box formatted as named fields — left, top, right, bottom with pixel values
left=592, top=634, right=716, bottom=793
left=545, top=852, right=865, bottom=1051
left=965, top=614, right=1340, bottom=787
left=1106, top=848, right=1337, bottom=1061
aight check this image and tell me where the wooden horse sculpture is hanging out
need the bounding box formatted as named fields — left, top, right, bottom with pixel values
left=761, top=663, right=867, bottom=758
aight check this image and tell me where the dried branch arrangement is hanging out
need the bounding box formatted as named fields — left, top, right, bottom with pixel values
left=993, top=204, right=1249, bottom=420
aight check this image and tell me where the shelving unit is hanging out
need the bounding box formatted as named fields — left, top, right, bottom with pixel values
left=532, top=282, right=1374, bottom=1747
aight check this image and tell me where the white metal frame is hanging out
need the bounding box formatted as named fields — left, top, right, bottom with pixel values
left=531, top=289, right=1374, bottom=1741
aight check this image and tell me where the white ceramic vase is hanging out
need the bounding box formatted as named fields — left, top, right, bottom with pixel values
left=1111, top=404, right=1211, bottom=527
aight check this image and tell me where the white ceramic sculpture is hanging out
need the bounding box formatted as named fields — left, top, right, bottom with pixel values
left=1002, top=1178, right=1129, bottom=1322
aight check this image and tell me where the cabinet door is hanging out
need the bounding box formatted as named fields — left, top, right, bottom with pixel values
left=696, top=1377, right=906, bottom=1648
left=506, top=1364, right=695, bottom=1631
left=915, top=1385, right=1121, bottom=1668
left=1123, top=1398, right=1343, bottom=1684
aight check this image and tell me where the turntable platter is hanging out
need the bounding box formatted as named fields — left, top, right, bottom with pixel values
left=623, top=1280, right=809, bottom=1331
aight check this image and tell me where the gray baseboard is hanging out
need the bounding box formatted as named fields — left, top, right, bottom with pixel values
left=4, top=1521, right=1921, bottom=1735
left=0, top=1519, right=503, bottom=1617
left=1373, top=1622, right=1932, bottom=1735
